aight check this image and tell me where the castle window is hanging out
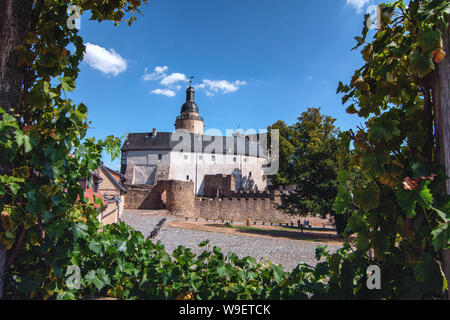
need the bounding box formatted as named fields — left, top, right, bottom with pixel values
left=184, top=154, right=188, bottom=160
left=186, top=175, right=190, bottom=181
left=233, top=157, right=237, bottom=163
left=212, top=155, right=216, bottom=162
left=158, top=154, right=163, bottom=161
left=199, top=155, right=203, bottom=160
left=243, top=157, right=247, bottom=163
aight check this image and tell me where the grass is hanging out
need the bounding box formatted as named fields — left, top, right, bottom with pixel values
left=224, top=223, right=263, bottom=232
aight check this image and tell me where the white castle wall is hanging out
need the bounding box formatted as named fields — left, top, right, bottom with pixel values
left=169, top=151, right=267, bottom=195
left=125, top=150, right=267, bottom=195
left=125, top=150, right=171, bottom=184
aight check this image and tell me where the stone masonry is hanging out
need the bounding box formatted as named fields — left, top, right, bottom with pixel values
left=123, top=179, right=332, bottom=224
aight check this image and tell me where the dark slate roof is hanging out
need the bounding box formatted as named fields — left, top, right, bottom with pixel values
left=121, top=132, right=269, bottom=158
left=181, top=101, right=199, bottom=113
left=181, top=86, right=199, bottom=113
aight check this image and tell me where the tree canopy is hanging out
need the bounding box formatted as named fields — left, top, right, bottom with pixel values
left=268, top=108, right=349, bottom=233
left=333, top=0, right=450, bottom=298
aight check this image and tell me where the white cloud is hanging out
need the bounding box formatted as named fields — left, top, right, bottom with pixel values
left=143, top=65, right=246, bottom=98
left=160, top=73, right=188, bottom=86
left=84, top=43, right=127, bottom=76
left=143, top=65, right=168, bottom=81
left=194, top=83, right=206, bottom=90
left=143, top=66, right=187, bottom=97
left=151, top=88, right=176, bottom=97
left=155, top=66, right=168, bottom=74
left=346, top=0, right=370, bottom=13
left=198, top=79, right=247, bottom=96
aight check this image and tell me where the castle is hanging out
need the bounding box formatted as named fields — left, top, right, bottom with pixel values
left=120, top=85, right=327, bottom=224
left=120, top=84, right=269, bottom=196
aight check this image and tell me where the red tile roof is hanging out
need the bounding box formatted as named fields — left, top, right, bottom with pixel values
left=83, top=188, right=107, bottom=209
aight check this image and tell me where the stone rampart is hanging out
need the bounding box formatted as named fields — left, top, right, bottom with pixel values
left=124, top=180, right=333, bottom=226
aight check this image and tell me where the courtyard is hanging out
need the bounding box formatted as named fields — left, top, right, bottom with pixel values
left=121, top=210, right=343, bottom=271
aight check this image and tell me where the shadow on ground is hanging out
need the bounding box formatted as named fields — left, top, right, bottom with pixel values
left=205, top=224, right=344, bottom=243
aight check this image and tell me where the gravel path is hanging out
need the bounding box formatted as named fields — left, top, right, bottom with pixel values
left=121, top=210, right=342, bottom=271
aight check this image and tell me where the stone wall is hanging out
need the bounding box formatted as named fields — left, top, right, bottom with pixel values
left=175, top=116, right=204, bottom=135
left=192, top=197, right=333, bottom=225
left=124, top=180, right=334, bottom=226
left=193, top=197, right=293, bottom=222
left=124, top=184, right=161, bottom=210
left=124, top=180, right=319, bottom=223
left=124, top=180, right=195, bottom=213
left=229, top=189, right=276, bottom=199
left=203, top=174, right=235, bottom=198
left=157, top=180, right=195, bottom=215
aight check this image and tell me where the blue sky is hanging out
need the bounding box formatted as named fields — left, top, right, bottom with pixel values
left=71, top=0, right=389, bottom=170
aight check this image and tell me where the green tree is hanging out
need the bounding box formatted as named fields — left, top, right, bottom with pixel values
left=0, top=0, right=148, bottom=298
left=267, top=120, right=295, bottom=186
left=332, top=0, right=450, bottom=298
left=269, top=108, right=351, bottom=234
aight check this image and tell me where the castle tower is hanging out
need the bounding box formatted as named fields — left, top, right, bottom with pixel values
left=175, top=84, right=204, bottom=135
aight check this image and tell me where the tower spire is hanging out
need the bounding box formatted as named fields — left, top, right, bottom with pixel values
left=175, top=79, right=204, bottom=135
left=184, top=82, right=196, bottom=108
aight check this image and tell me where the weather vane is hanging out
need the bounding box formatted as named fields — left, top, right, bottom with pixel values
left=189, top=76, right=194, bottom=85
